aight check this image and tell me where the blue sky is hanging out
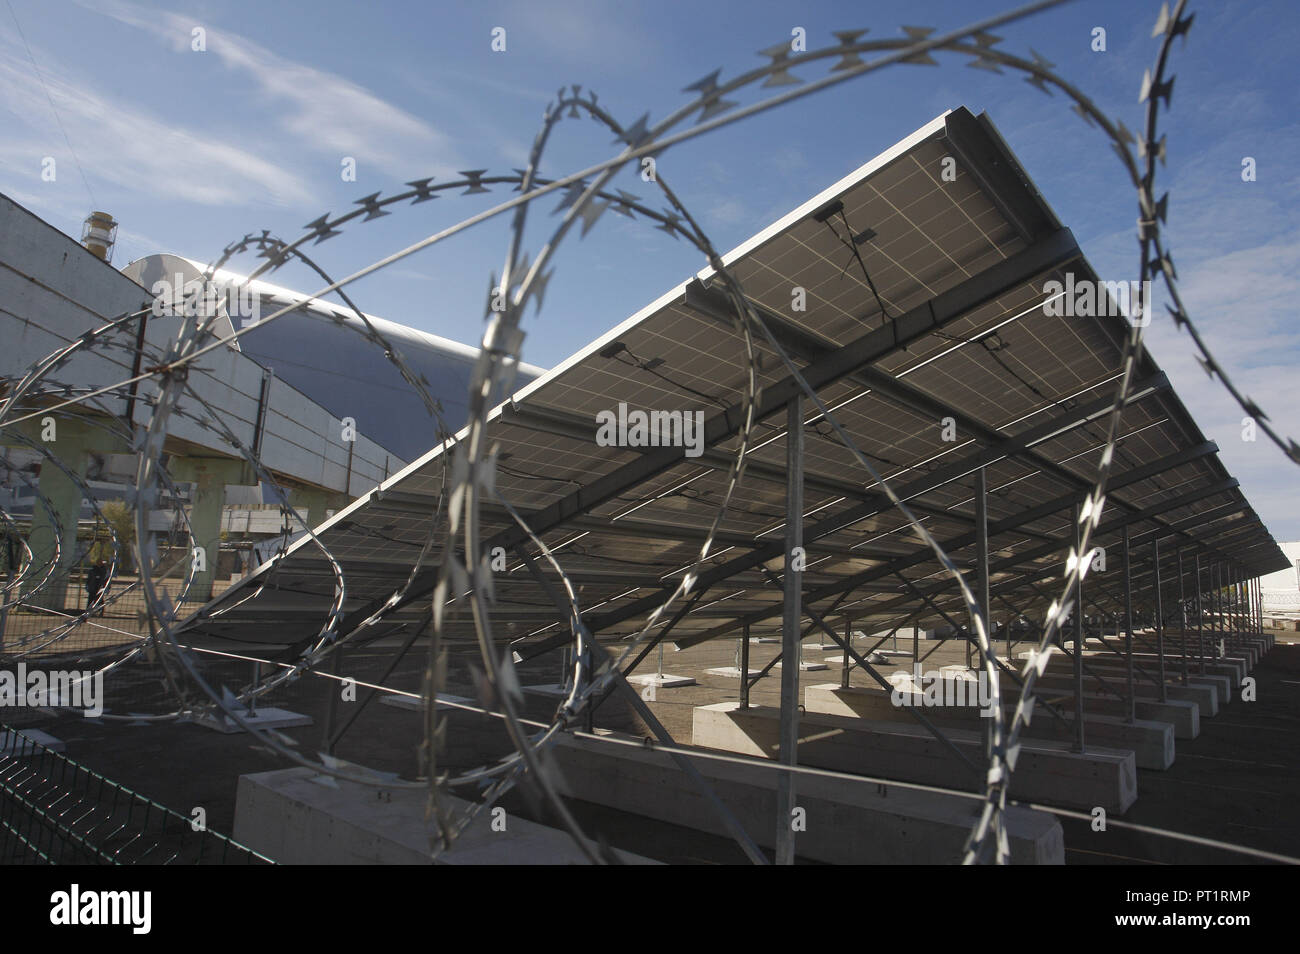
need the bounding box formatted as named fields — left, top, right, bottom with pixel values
left=3, top=0, right=1297, bottom=538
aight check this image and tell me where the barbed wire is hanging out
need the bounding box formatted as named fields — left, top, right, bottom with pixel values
left=0, top=0, right=1288, bottom=865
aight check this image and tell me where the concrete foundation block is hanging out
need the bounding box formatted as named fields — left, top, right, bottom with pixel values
left=234, top=766, right=658, bottom=864
left=693, top=702, right=1136, bottom=814
left=379, top=692, right=473, bottom=713
left=548, top=730, right=1064, bottom=864
left=194, top=707, right=313, bottom=734
left=626, top=673, right=697, bottom=688
left=804, top=683, right=1173, bottom=771
left=1030, top=671, right=1216, bottom=719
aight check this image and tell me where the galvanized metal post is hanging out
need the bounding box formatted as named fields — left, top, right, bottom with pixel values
left=1195, top=552, right=1206, bottom=674
left=1235, top=567, right=1242, bottom=641
left=1238, top=568, right=1247, bottom=638
left=1153, top=536, right=1166, bottom=702
left=1212, top=562, right=1222, bottom=656
left=1250, top=573, right=1256, bottom=634
left=1072, top=502, right=1085, bottom=753
left=776, top=396, right=803, bottom=866
left=841, top=618, right=852, bottom=689
left=322, top=643, right=343, bottom=756
left=974, top=466, right=990, bottom=672
left=1249, top=575, right=1255, bottom=633
left=1238, top=567, right=1245, bottom=638
left=740, top=621, right=751, bottom=710
left=1245, top=572, right=1252, bottom=634
left=1225, top=564, right=1234, bottom=647
left=1256, top=575, right=1263, bottom=633
left=1176, top=548, right=1188, bottom=685
left=1256, top=575, right=1261, bottom=632
left=1122, top=523, right=1135, bottom=723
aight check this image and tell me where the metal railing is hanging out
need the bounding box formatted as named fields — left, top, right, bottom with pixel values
left=0, top=724, right=272, bottom=865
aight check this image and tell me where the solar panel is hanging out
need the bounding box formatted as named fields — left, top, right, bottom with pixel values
left=180, top=107, right=1287, bottom=654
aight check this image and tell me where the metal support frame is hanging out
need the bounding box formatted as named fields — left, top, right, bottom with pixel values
left=1152, top=536, right=1167, bottom=702
left=327, top=615, right=430, bottom=750
left=1212, top=562, right=1222, bottom=657
left=1121, top=522, right=1136, bottom=724
left=1176, top=548, right=1188, bottom=685
left=840, top=618, right=852, bottom=689
left=1072, top=502, right=1085, bottom=753
left=857, top=474, right=1239, bottom=679
left=740, top=620, right=751, bottom=709
left=678, top=463, right=1236, bottom=651
left=794, top=590, right=982, bottom=775
left=776, top=396, right=803, bottom=867
left=1195, top=552, right=1206, bottom=675
left=973, top=466, right=990, bottom=673
left=597, top=374, right=1177, bottom=649
left=321, top=639, right=345, bottom=756
left=516, top=549, right=768, bottom=865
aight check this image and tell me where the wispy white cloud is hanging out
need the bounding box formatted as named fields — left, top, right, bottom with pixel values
left=0, top=27, right=314, bottom=208
left=72, top=0, right=465, bottom=181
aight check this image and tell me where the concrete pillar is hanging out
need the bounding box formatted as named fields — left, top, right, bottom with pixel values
left=25, top=447, right=86, bottom=611
left=9, top=416, right=128, bottom=611
left=170, top=457, right=249, bottom=604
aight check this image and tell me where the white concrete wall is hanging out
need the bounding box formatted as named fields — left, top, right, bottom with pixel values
left=1261, top=540, right=1300, bottom=616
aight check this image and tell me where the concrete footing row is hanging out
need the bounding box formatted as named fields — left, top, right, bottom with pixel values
left=229, top=631, right=1273, bottom=864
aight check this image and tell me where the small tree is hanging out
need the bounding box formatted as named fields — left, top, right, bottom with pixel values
left=89, top=499, right=135, bottom=573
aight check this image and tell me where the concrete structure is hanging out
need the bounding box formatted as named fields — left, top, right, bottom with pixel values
left=234, top=766, right=657, bottom=864
left=692, top=701, right=1138, bottom=813
left=120, top=255, right=545, bottom=463
left=548, top=730, right=1065, bottom=864
left=1259, top=541, right=1300, bottom=617
left=1, top=195, right=393, bottom=603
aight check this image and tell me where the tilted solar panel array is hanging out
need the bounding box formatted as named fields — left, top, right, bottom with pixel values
left=178, top=108, right=1286, bottom=659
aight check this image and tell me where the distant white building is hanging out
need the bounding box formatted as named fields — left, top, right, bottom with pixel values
left=1260, top=541, right=1300, bottom=618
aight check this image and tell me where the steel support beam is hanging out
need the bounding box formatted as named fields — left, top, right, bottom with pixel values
left=776, top=396, right=803, bottom=867
left=1122, top=523, right=1136, bottom=724
left=974, top=466, right=990, bottom=672
left=1195, top=553, right=1206, bottom=675
left=1176, top=548, right=1188, bottom=685
left=1073, top=501, right=1085, bottom=753
left=687, top=470, right=1237, bottom=650
left=1153, top=536, right=1167, bottom=702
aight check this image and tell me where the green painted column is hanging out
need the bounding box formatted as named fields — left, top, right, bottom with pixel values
left=171, top=457, right=249, bottom=604
left=25, top=441, right=87, bottom=611
left=10, top=416, right=127, bottom=611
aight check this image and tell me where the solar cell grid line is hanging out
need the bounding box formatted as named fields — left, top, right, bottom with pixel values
left=683, top=281, right=1173, bottom=531
left=487, top=233, right=1082, bottom=560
